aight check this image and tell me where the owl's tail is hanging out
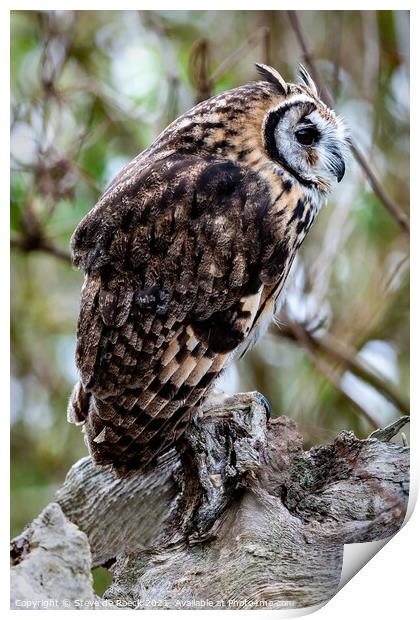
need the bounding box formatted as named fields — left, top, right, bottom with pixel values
left=68, top=382, right=117, bottom=460
left=67, top=381, right=91, bottom=427
left=67, top=381, right=196, bottom=476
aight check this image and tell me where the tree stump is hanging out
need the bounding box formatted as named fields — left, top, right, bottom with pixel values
left=10, top=393, right=409, bottom=610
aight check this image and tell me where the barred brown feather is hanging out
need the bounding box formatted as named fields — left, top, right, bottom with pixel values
left=69, top=65, right=348, bottom=474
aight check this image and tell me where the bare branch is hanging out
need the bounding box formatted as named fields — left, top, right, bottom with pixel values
left=11, top=395, right=409, bottom=609
left=350, top=143, right=409, bottom=235
left=276, top=318, right=409, bottom=417
left=189, top=38, right=213, bottom=103
left=287, top=10, right=409, bottom=237
left=11, top=236, right=72, bottom=264
left=285, top=321, right=382, bottom=428
left=368, top=415, right=409, bottom=441
left=260, top=26, right=271, bottom=66
left=312, top=331, right=410, bottom=415
left=210, top=27, right=272, bottom=83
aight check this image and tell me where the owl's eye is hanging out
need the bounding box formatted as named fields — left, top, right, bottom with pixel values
left=295, top=126, right=320, bottom=146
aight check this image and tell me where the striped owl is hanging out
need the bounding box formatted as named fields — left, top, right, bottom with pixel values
left=68, top=64, right=348, bottom=474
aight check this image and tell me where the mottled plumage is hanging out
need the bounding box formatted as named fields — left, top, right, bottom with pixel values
left=68, top=64, right=348, bottom=474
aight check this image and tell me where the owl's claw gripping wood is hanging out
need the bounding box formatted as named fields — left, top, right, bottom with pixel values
left=198, top=391, right=233, bottom=416
left=254, top=392, right=272, bottom=419
left=69, top=63, right=349, bottom=473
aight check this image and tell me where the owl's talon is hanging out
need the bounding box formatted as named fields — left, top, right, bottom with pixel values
left=254, top=392, right=271, bottom=419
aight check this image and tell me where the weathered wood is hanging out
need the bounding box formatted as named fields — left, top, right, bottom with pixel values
left=10, top=393, right=409, bottom=610
left=10, top=503, right=97, bottom=610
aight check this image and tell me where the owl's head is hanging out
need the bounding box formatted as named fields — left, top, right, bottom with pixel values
left=256, top=64, right=349, bottom=194
left=147, top=63, right=349, bottom=200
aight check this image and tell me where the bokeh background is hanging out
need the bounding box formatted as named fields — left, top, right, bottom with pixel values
left=11, top=7, right=409, bottom=562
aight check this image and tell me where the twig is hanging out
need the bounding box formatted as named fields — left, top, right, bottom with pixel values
left=189, top=38, right=213, bottom=103
left=308, top=330, right=409, bottom=415
left=11, top=236, right=72, bottom=264
left=287, top=10, right=409, bottom=237
left=317, top=332, right=409, bottom=414
left=350, top=143, right=409, bottom=234
left=210, top=27, right=271, bottom=83
left=277, top=318, right=409, bottom=416
left=368, top=415, right=409, bottom=442
left=260, top=26, right=271, bottom=66
left=288, top=321, right=381, bottom=428
left=331, top=12, right=342, bottom=99
left=190, top=27, right=273, bottom=104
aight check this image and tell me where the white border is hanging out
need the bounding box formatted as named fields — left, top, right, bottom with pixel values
left=3, top=3, right=416, bottom=618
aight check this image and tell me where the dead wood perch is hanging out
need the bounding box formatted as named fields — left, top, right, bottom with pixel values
left=10, top=393, right=409, bottom=610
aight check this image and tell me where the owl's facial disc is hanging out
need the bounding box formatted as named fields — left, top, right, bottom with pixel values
left=264, top=95, right=348, bottom=193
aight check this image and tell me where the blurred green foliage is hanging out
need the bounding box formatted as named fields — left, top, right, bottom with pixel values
left=11, top=9, right=409, bottom=558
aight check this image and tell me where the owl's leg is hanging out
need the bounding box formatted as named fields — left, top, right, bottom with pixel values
left=191, top=391, right=231, bottom=428
left=200, top=390, right=232, bottom=411
left=195, top=389, right=271, bottom=423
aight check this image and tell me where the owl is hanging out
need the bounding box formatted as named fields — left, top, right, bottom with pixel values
left=68, top=64, right=348, bottom=475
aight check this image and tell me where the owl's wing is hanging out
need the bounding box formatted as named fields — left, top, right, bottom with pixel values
left=69, top=154, right=278, bottom=473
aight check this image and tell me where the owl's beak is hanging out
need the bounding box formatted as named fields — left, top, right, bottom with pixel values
left=334, top=155, right=345, bottom=183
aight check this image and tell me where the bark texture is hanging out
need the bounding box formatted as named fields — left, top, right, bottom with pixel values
left=10, top=393, right=410, bottom=610
left=10, top=503, right=97, bottom=609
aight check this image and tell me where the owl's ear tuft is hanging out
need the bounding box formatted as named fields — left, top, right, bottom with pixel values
left=255, top=63, right=288, bottom=96
left=297, top=64, right=318, bottom=97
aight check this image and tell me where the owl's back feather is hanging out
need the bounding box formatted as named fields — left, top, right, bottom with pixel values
left=69, top=69, right=347, bottom=473
left=69, top=153, right=287, bottom=473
